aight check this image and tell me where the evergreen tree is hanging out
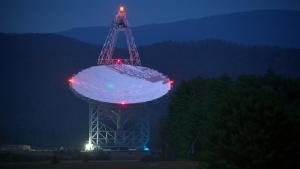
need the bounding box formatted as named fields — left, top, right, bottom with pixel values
left=200, top=74, right=300, bottom=169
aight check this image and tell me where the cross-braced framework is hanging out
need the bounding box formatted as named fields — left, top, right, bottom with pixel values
left=88, top=103, right=150, bottom=151
left=85, top=6, right=149, bottom=151
left=97, top=5, right=141, bottom=66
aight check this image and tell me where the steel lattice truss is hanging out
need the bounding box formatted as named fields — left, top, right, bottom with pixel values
left=88, top=103, right=149, bottom=150
left=97, top=6, right=141, bottom=66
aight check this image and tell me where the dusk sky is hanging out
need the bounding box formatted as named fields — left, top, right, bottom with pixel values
left=0, top=0, right=300, bottom=33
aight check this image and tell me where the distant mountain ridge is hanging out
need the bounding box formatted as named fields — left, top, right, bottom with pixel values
left=58, top=10, right=300, bottom=48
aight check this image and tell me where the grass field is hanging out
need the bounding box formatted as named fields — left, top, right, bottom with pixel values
left=0, top=161, right=198, bottom=169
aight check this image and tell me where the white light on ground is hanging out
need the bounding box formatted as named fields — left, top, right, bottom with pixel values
left=85, top=143, right=94, bottom=151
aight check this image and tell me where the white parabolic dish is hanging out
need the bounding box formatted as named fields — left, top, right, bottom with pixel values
left=70, top=64, right=171, bottom=104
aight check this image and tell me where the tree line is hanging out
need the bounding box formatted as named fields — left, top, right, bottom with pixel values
left=165, top=71, right=300, bottom=169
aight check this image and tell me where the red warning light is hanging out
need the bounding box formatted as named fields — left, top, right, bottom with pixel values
left=119, top=101, right=127, bottom=106
left=168, top=79, right=174, bottom=87
left=116, top=59, right=122, bottom=64
left=68, top=77, right=74, bottom=83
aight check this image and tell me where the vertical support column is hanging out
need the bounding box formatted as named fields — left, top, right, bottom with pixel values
left=88, top=105, right=92, bottom=145
left=125, top=28, right=141, bottom=65
left=88, top=104, right=100, bottom=150
left=96, top=106, right=99, bottom=147
left=97, top=27, right=119, bottom=64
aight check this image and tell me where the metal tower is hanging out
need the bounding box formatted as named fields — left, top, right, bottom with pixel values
left=97, top=5, right=141, bottom=66
left=86, top=6, right=149, bottom=151
left=87, top=103, right=150, bottom=151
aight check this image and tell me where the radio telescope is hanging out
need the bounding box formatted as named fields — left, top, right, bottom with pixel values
left=69, top=5, right=172, bottom=151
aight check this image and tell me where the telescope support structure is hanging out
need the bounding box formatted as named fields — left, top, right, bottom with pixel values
left=88, top=103, right=150, bottom=151
left=87, top=6, right=149, bottom=151
left=97, top=5, right=141, bottom=66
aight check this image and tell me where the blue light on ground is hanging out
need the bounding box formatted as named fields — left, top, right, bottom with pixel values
left=106, top=83, right=114, bottom=89
left=144, top=146, right=150, bottom=151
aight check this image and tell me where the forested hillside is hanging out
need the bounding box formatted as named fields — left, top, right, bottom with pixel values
left=166, top=72, right=300, bottom=168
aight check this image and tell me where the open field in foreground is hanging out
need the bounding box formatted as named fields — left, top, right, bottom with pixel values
left=0, top=161, right=198, bottom=169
